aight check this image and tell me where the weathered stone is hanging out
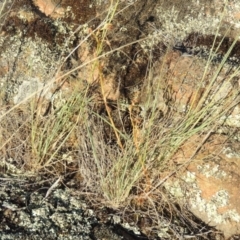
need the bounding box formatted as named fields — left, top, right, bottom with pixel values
left=157, top=50, right=240, bottom=130
left=1, top=0, right=240, bottom=239
left=165, top=134, right=240, bottom=238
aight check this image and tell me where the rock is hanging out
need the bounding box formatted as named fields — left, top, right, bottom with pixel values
left=165, top=134, right=240, bottom=238
left=32, top=0, right=65, bottom=18
left=0, top=181, right=140, bottom=239
left=159, top=50, right=240, bottom=130
left=1, top=0, right=240, bottom=239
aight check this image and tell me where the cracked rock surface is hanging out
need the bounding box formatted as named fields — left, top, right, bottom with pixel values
left=1, top=1, right=240, bottom=239
left=0, top=178, right=142, bottom=240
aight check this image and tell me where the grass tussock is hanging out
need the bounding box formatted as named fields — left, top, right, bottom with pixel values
left=0, top=1, right=240, bottom=237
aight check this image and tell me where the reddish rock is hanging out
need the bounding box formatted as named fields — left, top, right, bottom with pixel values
left=165, top=134, right=240, bottom=238
left=32, top=0, right=65, bottom=18
left=161, top=50, right=240, bottom=128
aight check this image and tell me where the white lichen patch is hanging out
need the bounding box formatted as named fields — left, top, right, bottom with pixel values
left=18, top=9, right=35, bottom=22
left=0, top=158, right=30, bottom=176
left=0, top=35, right=59, bottom=101
left=32, top=207, right=49, bottom=217
left=226, top=209, right=240, bottom=222
left=200, top=190, right=240, bottom=224
left=197, top=164, right=227, bottom=178
left=164, top=171, right=199, bottom=201
left=141, top=0, right=240, bottom=53
left=220, top=113, right=240, bottom=128
left=185, top=171, right=196, bottom=183
left=165, top=181, right=185, bottom=199
left=164, top=170, right=240, bottom=226
left=212, top=190, right=229, bottom=207
left=152, top=3, right=221, bottom=47
left=121, top=222, right=141, bottom=235
left=13, top=78, right=52, bottom=104
left=222, top=146, right=240, bottom=158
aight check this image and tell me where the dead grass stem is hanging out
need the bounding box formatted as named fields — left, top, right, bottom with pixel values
left=0, top=1, right=240, bottom=238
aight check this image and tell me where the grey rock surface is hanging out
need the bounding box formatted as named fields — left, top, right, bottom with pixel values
left=0, top=179, right=128, bottom=240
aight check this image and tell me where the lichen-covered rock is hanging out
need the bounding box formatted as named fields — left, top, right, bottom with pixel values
left=1, top=0, right=240, bottom=239
left=0, top=182, right=125, bottom=239
left=166, top=134, right=240, bottom=238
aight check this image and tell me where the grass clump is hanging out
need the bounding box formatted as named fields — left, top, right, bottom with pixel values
left=0, top=0, right=240, bottom=238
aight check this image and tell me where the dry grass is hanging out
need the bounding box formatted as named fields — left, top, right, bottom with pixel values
left=0, top=1, right=239, bottom=238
